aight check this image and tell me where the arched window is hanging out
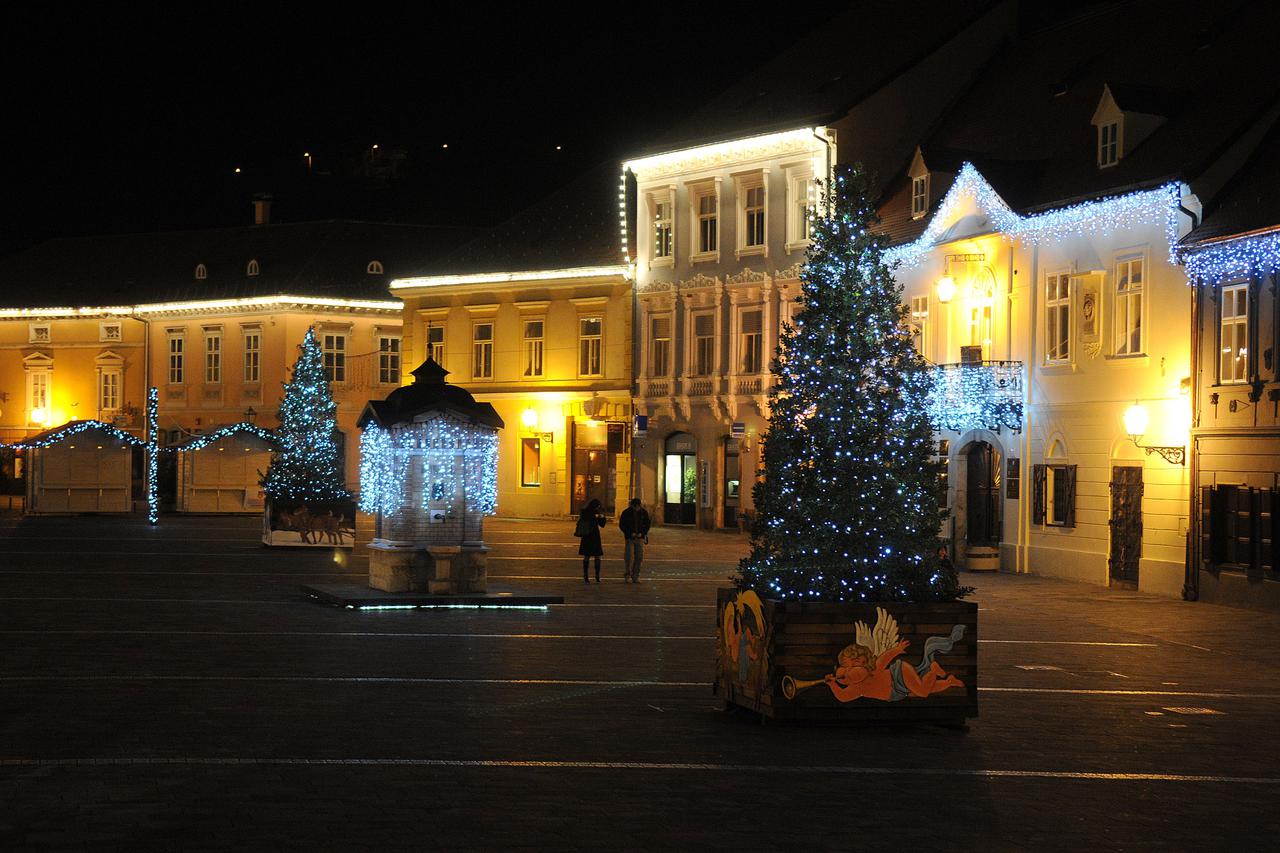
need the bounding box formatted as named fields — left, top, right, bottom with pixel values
left=246, top=259, right=260, bottom=277
left=195, top=263, right=208, bottom=280
left=367, top=260, right=384, bottom=275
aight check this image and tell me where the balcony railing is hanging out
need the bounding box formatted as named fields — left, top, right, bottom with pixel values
left=929, top=360, right=1024, bottom=432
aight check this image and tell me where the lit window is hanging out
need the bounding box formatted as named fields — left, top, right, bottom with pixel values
left=243, top=330, right=261, bottom=382
left=1099, top=122, right=1119, bottom=167
left=786, top=169, right=813, bottom=248
left=520, top=437, right=541, bottom=487
left=1045, top=273, right=1071, bottom=363
left=578, top=317, right=603, bottom=377
left=1220, top=282, right=1249, bottom=384
left=28, top=370, right=50, bottom=421
left=910, top=295, right=930, bottom=356
left=367, top=260, right=384, bottom=275
left=195, top=263, right=208, bottom=280
left=1114, top=257, right=1144, bottom=356
left=168, top=334, right=185, bottom=384
left=204, top=331, right=222, bottom=383
left=378, top=335, right=401, bottom=384
left=652, top=200, right=673, bottom=260
left=743, top=185, right=766, bottom=248
left=322, top=333, right=346, bottom=383
left=427, top=321, right=446, bottom=365
left=99, top=370, right=121, bottom=412
left=650, top=316, right=671, bottom=376
left=246, top=259, right=260, bottom=277
left=693, top=313, right=714, bottom=376
left=523, top=320, right=544, bottom=378
left=696, top=190, right=718, bottom=255
left=1034, top=463, right=1077, bottom=527
left=472, top=323, right=493, bottom=379
left=740, top=309, right=763, bottom=374
left=911, top=175, right=929, bottom=218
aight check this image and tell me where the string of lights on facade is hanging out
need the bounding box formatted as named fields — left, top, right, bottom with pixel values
left=884, top=163, right=1184, bottom=270
left=1181, top=229, right=1280, bottom=285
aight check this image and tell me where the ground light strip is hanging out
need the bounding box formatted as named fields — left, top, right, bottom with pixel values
left=0, top=757, right=1273, bottom=784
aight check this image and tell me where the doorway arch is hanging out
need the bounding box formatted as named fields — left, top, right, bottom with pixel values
left=956, top=435, right=1003, bottom=570
left=663, top=432, right=698, bottom=525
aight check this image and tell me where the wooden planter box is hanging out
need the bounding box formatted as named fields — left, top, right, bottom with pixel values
left=715, top=589, right=978, bottom=724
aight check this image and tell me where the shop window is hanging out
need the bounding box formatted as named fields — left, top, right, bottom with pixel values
left=520, top=437, right=541, bottom=487
left=1033, top=464, right=1077, bottom=527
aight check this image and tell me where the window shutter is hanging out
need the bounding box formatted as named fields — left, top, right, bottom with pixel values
left=651, top=316, right=670, bottom=338
left=695, top=314, right=714, bottom=337
left=1199, top=486, right=1215, bottom=569
left=1063, top=465, right=1078, bottom=528
left=741, top=310, right=762, bottom=334
left=1208, top=486, right=1229, bottom=565
left=1269, top=487, right=1279, bottom=574
left=1032, top=465, right=1046, bottom=525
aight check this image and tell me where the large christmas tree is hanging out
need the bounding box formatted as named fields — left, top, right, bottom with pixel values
left=261, top=327, right=350, bottom=502
left=737, top=167, right=964, bottom=603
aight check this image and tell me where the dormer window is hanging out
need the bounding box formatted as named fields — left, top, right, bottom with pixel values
left=911, top=175, right=930, bottom=218
left=1098, top=122, right=1119, bottom=168
left=367, top=260, right=384, bottom=275
left=194, top=263, right=208, bottom=280
left=246, top=259, right=260, bottom=277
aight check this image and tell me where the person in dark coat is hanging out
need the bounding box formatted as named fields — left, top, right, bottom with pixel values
left=576, top=499, right=606, bottom=583
left=618, top=497, right=652, bottom=583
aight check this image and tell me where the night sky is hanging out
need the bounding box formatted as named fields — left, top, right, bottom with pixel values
left=0, top=4, right=852, bottom=256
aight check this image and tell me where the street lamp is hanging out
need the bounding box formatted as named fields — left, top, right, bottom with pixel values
left=521, top=408, right=539, bottom=430
left=1124, top=402, right=1185, bottom=465
left=935, top=274, right=957, bottom=304
left=244, top=407, right=257, bottom=425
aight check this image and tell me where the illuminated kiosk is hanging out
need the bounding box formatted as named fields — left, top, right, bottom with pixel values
left=14, top=421, right=143, bottom=514
left=173, top=424, right=276, bottom=514
left=356, top=357, right=503, bottom=594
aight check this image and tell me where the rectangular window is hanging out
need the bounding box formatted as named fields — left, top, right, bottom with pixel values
left=910, top=295, right=930, bottom=356
left=1033, top=464, right=1077, bottom=527
left=578, top=316, right=603, bottom=377
left=697, top=191, right=718, bottom=254
left=378, top=335, right=401, bottom=385
left=322, top=333, right=346, bottom=383
left=29, top=323, right=50, bottom=343
left=786, top=171, right=813, bottom=248
left=650, top=316, right=671, bottom=376
left=1114, top=257, right=1144, bottom=356
left=693, top=313, right=714, bottom=376
left=523, top=320, right=544, bottom=378
left=740, top=309, right=763, bottom=374
left=168, top=335, right=185, bottom=384
left=1045, top=273, right=1071, bottom=363
left=472, top=323, right=493, bottom=379
left=99, top=370, right=120, bottom=412
left=427, top=321, right=446, bottom=365
left=1220, top=282, right=1248, bottom=384
left=243, top=331, right=261, bottom=382
left=28, top=371, right=50, bottom=414
left=743, top=185, right=765, bottom=248
left=520, top=437, right=541, bottom=487
left=99, top=322, right=122, bottom=342
left=652, top=200, right=673, bottom=260
left=911, top=175, right=928, bottom=218
left=1099, top=122, right=1119, bottom=167
left=204, top=332, right=222, bottom=384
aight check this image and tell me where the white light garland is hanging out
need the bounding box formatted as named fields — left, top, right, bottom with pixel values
left=357, top=417, right=499, bottom=519
left=884, top=163, right=1183, bottom=270
left=1182, top=229, right=1280, bottom=285
left=8, top=419, right=146, bottom=450
left=166, top=422, right=276, bottom=453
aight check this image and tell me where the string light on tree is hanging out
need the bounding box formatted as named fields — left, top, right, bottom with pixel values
left=146, top=386, right=159, bottom=524
left=261, top=327, right=350, bottom=502
left=737, top=166, right=966, bottom=604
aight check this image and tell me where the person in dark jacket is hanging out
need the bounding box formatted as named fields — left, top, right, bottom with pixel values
left=618, top=497, right=652, bottom=583
left=576, top=499, right=606, bottom=583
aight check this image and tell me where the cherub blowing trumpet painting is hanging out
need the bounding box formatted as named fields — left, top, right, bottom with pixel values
left=782, top=607, right=966, bottom=703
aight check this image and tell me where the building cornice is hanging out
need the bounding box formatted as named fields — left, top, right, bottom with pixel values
left=0, top=294, right=402, bottom=320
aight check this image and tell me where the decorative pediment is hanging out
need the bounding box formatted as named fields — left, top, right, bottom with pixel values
left=725, top=268, right=769, bottom=286
left=774, top=262, right=804, bottom=282
left=679, top=273, right=720, bottom=291
left=22, top=351, right=53, bottom=370
left=95, top=349, right=125, bottom=367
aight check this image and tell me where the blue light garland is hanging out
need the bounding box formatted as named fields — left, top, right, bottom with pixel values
left=1182, top=230, right=1280, bottom=285
left=8, top=419, right=146, bottom=449
left=358, top=417, right=500, bottom=519
left=168, top=422, right=276, bottom=453
left=146, top=386, right=159, bottom=524
left=928, top=362, right=1023, bottom=432
left=884, top=163, right=1183, bottom=269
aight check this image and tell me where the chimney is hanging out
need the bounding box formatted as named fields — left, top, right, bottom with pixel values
left=252, top=193, right=273, bottom=226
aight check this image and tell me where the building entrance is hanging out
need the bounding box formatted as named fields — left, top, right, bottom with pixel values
left=663, top=432, right=697, bottom=525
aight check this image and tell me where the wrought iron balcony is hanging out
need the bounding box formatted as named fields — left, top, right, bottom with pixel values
left=928, top=360, right=1024, bottom=433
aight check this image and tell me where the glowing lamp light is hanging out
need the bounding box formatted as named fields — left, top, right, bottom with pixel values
left=1123, top=402, right=1149, bottom=439
left=521, top=408, right=539, bottom=430
left=30, top=407, right=48, bottom=426
left=935, top=275, right=957, bottom=304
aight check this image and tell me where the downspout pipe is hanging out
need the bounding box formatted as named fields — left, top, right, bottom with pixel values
left=1179, top=194, right=1202, bottom=600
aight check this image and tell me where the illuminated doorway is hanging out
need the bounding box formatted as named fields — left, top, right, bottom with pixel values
left=663, top=432, right=697, bottom=525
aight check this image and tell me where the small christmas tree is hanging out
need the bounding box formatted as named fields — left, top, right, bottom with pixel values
left=737, top=167, right=964, bottom=603
left=261, top=327, right=350, bottom=502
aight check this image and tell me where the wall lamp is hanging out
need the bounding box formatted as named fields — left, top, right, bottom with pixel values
left=1123, top=402, right=1185, bottom=465
left=935, top=253, right=985, bottom=304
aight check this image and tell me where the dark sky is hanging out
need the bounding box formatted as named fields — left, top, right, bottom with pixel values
left=0, top=4, right=851, bottom=255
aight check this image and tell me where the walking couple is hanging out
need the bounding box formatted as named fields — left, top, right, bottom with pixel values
left=574, top=497, right=651, bottom=583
